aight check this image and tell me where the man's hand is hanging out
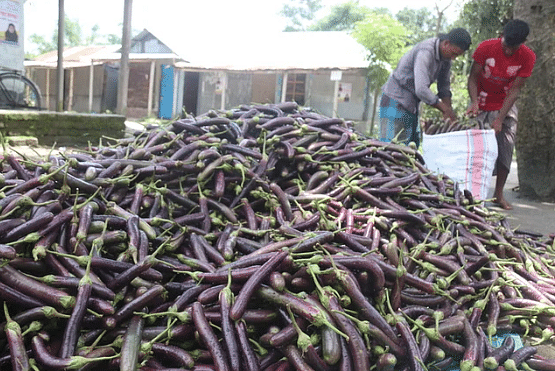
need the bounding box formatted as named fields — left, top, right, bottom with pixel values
left=442, top=108, right=458, bottom=123
left=466, top=102, right=480, bottom=118
left=491, top=116, right=503, bottom=133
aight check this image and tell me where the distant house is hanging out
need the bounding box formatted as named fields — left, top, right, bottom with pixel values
left=26, top=45, right=118, bottom=113
left=25, top=29, right=373, bottom=123
left=25, top=29, right=184, bottom=117
left=170, top=30, right=372, bottom=121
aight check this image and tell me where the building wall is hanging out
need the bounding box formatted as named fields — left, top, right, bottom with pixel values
left=125, top=61, right=162, bottom=119
left=197, top=72, right=252, bottom=114
left=197, top=72, right=223, bottom=114
left=226, top=73, right=252, bottom=109
left=173, top=69, right=185, bottom=118
left=130, top=35, right=172, bottom=54
left=252, top=74, right=277, bottom=104
left=67, top=65, right=106, bottom=113
left=27, top=68, right=54, bottom=111
left=28, top=65, right=106, bottom=112
left=29, top=61, right=165, bottom=118
left=194, top=70, right=370, bottom=120
left=102, top=64, right=119, bottom=113
left=126, top=62, right=152, bottom=118
left=29, top=64, right=371, bottom=119
left=306, top=71, right=368, bottom=121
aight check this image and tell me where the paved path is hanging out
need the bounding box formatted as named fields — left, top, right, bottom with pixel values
left=486, top=160, right=555, bottom=237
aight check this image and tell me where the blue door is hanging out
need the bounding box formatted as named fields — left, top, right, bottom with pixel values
left=159, top=64, right=174, bottom=119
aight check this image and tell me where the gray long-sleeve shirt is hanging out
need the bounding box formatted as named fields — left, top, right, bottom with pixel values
left=382, top=37, right=452, bottom=115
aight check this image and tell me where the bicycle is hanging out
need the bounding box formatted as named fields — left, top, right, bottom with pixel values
left=0, top=68, right=42, bottom=110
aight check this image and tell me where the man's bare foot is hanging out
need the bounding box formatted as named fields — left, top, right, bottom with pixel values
left=493, top=197, right=513, bottom=210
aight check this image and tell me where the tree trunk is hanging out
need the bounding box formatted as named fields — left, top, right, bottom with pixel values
left=56, top=0, right=64, bottom=112
left=362, top=75, right=370, bottom=122
left=370, top=88, right=380, bottom=137
left=513, top=0, right=555, bottom=200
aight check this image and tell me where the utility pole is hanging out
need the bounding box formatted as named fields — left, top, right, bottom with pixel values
left=117, top=0, right=133, bottom=116
left=56, top=0, right=65, bottom=112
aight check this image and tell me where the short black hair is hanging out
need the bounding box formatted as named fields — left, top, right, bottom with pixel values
left=442, top=28, right=472, bottom=51
left=503, top=19, right=529, bottom=47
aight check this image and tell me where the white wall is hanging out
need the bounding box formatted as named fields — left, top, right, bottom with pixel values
left=305, top=71, right=369, bottom=121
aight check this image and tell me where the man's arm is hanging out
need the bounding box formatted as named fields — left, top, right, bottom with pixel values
left=490, top=76, right=528, bottom=132
left=466, top=61, right=482, bottom=117
left=413, top=50, right=437, bottom=105
left=436, top=61, right=452, bottom=100
left=413, top=51, right=457, bottom=122
left=441, top=96, right=452, bottom=107
left=431, top=99, right=457, bottom=122
left=433, top=75, right=457, bottom=123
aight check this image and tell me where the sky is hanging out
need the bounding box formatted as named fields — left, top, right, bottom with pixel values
left=22, top=0, right=463, bottom=54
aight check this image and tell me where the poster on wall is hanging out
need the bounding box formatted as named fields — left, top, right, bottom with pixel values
left=0, top=0, right=24, bottom=71
left=337, top=82, right=352, bottom=103
left=0, top=0, right=21, bottom=45
left=215, top=78, right=223, bottom=95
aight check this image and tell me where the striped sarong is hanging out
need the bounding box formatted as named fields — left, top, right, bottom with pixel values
left=475, top=108, right=517, bottom=173
left=379, top=93, right=420, bottom=147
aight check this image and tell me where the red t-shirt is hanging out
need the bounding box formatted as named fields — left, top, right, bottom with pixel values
left=472, top=38, right=536, bottom=111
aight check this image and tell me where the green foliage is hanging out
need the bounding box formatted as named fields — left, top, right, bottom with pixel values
left=106, top=34, right=122, bottom=45
left=446, top=0, right=513, bottom=86
left=365, top=65, right=391, bottom=91
left=63, top=17, right=83, bottom=46
left=372, top=8, right=394, bottom=16
left=280, top=0, right=323, bottom=31
left=28, top=16, right=81, bottom=55
left=309, top=1, right=371, bottom=31
left=458, top=0, right=513, bottom=46
left=28, top=34, right=53, bottom=56
left=351, top=9, right=410, bottom=130
left=395, top=7, right=442, bottom=44
left=27, top=16, right=122, bottom=58
left=352, top=12, right=408, bottom=68
left=86, top=24, right=100, bottom=45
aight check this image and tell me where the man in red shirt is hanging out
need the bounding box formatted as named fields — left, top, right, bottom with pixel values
left=467, top=19, right=536, bottom=209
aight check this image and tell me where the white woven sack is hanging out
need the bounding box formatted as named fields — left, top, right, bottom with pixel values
left=422, top=129, right=498, bottom=201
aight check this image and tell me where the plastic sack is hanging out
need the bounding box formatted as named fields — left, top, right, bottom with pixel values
left=422, top=129, right=498, bottom=201
left=490, top=331, right=524, bottom=349
left=444, top=332, right=523, bottom=371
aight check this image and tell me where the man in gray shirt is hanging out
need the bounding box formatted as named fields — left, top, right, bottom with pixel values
left=379, top=28, right=472, bottom=147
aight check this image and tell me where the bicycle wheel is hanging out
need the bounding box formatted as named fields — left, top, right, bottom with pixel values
left=0, top=72, right=42, bottom=110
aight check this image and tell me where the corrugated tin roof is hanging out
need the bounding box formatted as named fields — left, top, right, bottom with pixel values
left=27, top=45, right=119, bottom=68
left=25, top=44, right=183, bottom=68
left=32, top=45, right=120, bottom=63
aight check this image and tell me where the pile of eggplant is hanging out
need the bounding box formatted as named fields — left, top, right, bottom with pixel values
left=1, top=101, right=555, bottom=371
left=422, top=117, right=485, bottom=135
